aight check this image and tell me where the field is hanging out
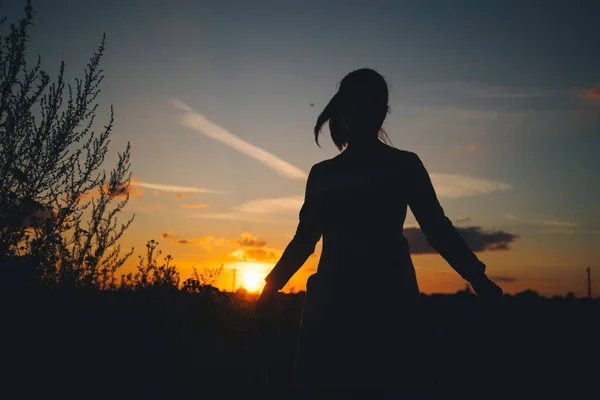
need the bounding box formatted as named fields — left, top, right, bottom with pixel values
left=3, top=286, right=598, bottom=396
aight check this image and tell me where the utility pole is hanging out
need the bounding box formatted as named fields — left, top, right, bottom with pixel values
left=232, top=268, right=237, bottom=293
left=586, top=267, right=591, bottom=299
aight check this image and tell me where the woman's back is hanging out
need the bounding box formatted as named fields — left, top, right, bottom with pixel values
left=309, top=142, right=419, bottom=292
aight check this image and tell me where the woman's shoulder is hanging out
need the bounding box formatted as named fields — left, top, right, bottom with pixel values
left=379, top=145, right=422, bottom=168
left=310, top=146, right=420, bottom=170
left=307, top=159, right=333, bottom=178
left=386, top=145, right=418, bottom=159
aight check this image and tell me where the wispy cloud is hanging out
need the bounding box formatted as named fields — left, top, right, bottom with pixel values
left=175, top=237, right=225, bottom=250
left=160, top=231, right=225, bottom=250
left=198, top=196, right=304, bottom=223
left=173, top=193, right=197, bottom=199
left=230, top=247, right=281, bottom=262
left=180, top=203, right=209, bottom=209
left=454, top=217, right=471, bottom=223
left=530, top=219, right=579, bottom=228
left=132, top=179, right=222, bottom=194
left=504, top=214, right=578, bottom=227
left=171, top=98, right=308, bottom=180
left=80, top=182, right=144, bottom=200
left=504, top=213, right=600, bottom=235
left=430, top=174, right=511, bottom=199
left=583, top=87, right=600, bottom=101
left=235, top=196, right=304, bottom=214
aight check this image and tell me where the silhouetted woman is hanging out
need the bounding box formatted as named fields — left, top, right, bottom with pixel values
left=256, top=68, right=503, bottom=394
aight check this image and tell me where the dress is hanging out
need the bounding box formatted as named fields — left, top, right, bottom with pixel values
left=264, top=143, right=487, bottom=392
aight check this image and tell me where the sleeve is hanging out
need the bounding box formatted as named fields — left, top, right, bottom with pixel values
left=407, top=153, right=487, bottom=283
left=263, top=166, right=322, bottom=290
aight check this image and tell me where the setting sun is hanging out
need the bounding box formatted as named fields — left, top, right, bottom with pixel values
left=242, top=270, right=263, bottom=292
left=226, top=262, right=271, bottom=292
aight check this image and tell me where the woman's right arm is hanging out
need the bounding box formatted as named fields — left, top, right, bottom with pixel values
left=262, top=165, right=322, bottom=291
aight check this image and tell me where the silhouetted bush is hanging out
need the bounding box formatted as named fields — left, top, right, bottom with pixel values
left=120, top=240, right=180, bottom=291
left=0, top=0, right=133, bottom=289
left=181, top=264, right=224, bottom=293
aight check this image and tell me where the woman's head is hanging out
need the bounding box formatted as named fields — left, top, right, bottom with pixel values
left=314, top=68, right=390, bottom=151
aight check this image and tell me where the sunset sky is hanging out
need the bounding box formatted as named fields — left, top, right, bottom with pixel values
left=6, top=0, right=599, bottom=296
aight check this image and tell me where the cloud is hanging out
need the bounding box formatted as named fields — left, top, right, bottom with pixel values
left=174, top=193, right=197, bottom=199
left=236, top=232, right=267, bottom=247
left=529, top=219, right=578, bottom=228
left=227, top=232, right=282, bottom=262
left=131, top=178, right=222, bottom=195
left=114, top=182, right=143, bottom=199
left=229, top=247, right=281, bottom=263
left=504, top=214, right=579, bottom=227
left=429, top=174, right=511, bottom=199
left=235, top=196, right=304, bottom=214
left=506, top=214, right=600, bottom=235
left=175, top=236, right=225, bottom=250
left=404, top=226, right=518, bottom=254
left=198, top=196, right=304, bottom=223
left=180, top=203, right=209, bottom=209
left=583, top=87, right=600, bottom=101
left=198, top=212, right=285, bottom=223
left=80, top=182, right=144, bottom=200
left=160, top=232, right=225, bottom=249
left=454, top=217, right=471, bottom=223
left=171, top=98, right=308, bottom=180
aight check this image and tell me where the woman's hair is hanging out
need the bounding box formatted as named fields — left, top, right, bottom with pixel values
left=314, top=68, right=391, bottom=151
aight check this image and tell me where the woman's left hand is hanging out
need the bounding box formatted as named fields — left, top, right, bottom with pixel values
left=255, top=282, right=279, bottom=319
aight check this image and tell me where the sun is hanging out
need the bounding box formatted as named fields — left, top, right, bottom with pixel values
left=242, top=270, right=264, bottom=292
left=226, top=261, right=271, bottom=292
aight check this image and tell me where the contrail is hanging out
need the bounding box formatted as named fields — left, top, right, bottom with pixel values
left=171, top=98, right=308, bottom=180
left=132, top=180, right=222, bottom=194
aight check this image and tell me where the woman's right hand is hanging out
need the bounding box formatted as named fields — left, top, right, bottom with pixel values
left=471, top=275, right=503, bottom=299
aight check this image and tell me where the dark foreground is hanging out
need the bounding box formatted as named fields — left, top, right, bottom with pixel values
left=2, top=287, right=598, bottom=396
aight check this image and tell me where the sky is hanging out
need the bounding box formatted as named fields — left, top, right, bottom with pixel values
left=4, top=0, right=600, bottom=296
